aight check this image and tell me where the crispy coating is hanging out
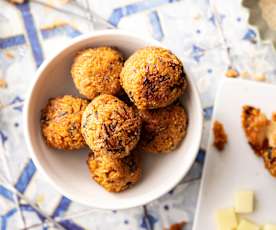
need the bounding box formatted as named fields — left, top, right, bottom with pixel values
left=261, top=148, right=276, bottom=177
left=242, top=105, right=269, bottom=155
left=242, top=105, right=276, bottom=177
left=41, top=95, right=89, bottom=150
left=81, top=94, right=142, bottom=158
left=213, top=120, right=228, bottom=151
left=87, top=151, right=141, bottom=192
left=139, top=104, right=188, bottom=153
left=120, top=47, right=187, bottom=109
left=71, top=47, right=124, bottom=99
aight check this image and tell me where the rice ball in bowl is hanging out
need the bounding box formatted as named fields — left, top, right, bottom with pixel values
left=81, top=94, right=142, bottom=158
left=87, top=151, right=141, bottom=192
left=139, top=103, right=188, bottom=153
left=71, top=47, right=124, bottom=99
left=41, top=95, right=89, bottom=150
left=120, top=47, right=187, bottom=109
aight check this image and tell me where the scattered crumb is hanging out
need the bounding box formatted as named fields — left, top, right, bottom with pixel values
left=240, top=71, right=250, bottom=79
left=253, top=73, right=266, bottom=81
left=225, top=68, right=239, bottom=78
left=0, top=80, right=7, bottom=89
left=239, top=71, right=267, bottom=82
left=47, top=0, right=71, bottom=5
left=4, top=51, right=14, bottom=60
left=213, top=120, right=228, bottom=151
left=163, top=221, right=187, bottom=230
left=8, top=0, right=24, bottom=4
left=41, top=20, right=68, bottom=30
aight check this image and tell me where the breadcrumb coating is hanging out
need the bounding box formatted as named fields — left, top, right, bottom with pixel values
left=242, top=105, right=276, bottom=177
left=87, top=151, right=141, bottom=192
left=41, top=95, right=89, bottom=150
left=71, top=47, right=124, bottom=99
left=139, top=104, right=188, bottom=153
left=242, top=105, right=269, bottom=155
left=82, top=94, right=142, bottom=158
left=120, top=47, right=187, bottom=109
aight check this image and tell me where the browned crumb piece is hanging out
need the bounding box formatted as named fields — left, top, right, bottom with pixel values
left=241, top=106, right=269, bottom=155
left=41, top=95, right=89, bottom=150
left=213, top=120, right=228, bottom=151
left=225, top=68, right=239, bottom=78
left=87, top=151, right=141, bottom=192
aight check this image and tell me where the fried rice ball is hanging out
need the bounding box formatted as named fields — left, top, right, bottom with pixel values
left=87, top=151, right=141, bottom=192
left=71, top=47, right=124, bottom=99
left=81, top=94, right=142, bottom=158
left=120, top=47, right=187, bottom=109
left=139, top=104, right=188, bottom=153
left=41, top=95, right=89, bottom=150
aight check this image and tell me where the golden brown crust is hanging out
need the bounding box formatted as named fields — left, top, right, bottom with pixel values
left=139, top=104, right=188, bottom=153
left=213, top=120, right=228, bottom=151
left=87, top=151, right=141, bottom=192
left=241, top=105, right=269, bottom=155
left=41, top=95, right=89, bottom=150
left=71, top=47, right=124, bottom=99
left=242, top=105, right=276, bottom=177
left=81, top=94, right=142, bottom=158
left=262, top=148, right=276, bottom=177
left=120, top=47, right=187, bottom=109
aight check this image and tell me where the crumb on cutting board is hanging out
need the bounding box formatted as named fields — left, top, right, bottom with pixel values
left=213, top=120, right=228, bottom=151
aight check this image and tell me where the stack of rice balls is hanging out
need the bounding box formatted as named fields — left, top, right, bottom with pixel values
left=40, top=46, right=188, bottom=192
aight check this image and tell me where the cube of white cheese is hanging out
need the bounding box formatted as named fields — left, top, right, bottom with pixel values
left=235, top=190, right=254, bottom=213
left=237, top=219, right=260, bottom=230
left=216, top=208, right=238, bottom=230
left=264, top=224, right=276, bottom=230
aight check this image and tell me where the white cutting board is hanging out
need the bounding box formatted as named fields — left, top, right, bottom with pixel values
left=193, top=78, right=276, bottom=229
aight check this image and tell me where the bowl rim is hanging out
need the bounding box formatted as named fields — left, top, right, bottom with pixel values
left=23, top=29, right=203, bottom=210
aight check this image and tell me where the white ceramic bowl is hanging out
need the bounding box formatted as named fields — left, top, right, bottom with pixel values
left=24, top=30, right=203, bottom=210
